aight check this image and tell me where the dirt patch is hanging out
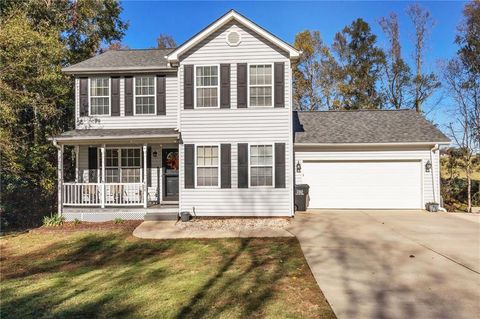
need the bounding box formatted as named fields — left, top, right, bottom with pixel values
left=31, top=220, right=142, bottom=234
left=175, top=217, right=291, bottom=231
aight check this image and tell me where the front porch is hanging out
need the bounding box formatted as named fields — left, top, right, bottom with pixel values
left=52, top=128, right=180, bottom=220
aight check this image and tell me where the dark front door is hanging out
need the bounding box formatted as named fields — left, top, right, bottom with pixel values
left=162, top=149, right=179, bottom=201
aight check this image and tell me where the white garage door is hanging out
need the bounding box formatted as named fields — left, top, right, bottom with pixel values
left=302, top=161, right=422, bottom=209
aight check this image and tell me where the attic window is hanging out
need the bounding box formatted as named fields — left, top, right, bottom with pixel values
left=226, top=31, right=241, bottom=46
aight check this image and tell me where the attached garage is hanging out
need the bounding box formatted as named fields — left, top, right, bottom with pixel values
left=302, top=160, right=422, bottom=209
left=293, top=110, right=451, bottom=211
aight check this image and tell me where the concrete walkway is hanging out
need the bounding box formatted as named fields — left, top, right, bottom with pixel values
left=288, top=210, right=480, bottom=319
left=133, top=220, right=294, bottom=239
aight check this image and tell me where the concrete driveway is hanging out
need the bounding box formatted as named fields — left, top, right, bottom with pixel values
left=288, top=210, right=480, bottom=319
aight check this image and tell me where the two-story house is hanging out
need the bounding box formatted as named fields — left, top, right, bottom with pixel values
left=52, top=10, right=450, bottom=221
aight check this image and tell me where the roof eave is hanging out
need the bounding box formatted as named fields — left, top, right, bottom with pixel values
left=62, top=66, right=176, bottom=75
left=294, top=141, right=451, bottom=147
left=166, top=10, right=300, bottom=62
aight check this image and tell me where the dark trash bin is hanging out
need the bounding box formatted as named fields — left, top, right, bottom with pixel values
left=295, top=184, right=309, bottom=211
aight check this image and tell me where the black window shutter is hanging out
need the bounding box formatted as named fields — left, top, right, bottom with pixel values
left=184, top=65, right=194, bottom=109
left=124, top=76, right=133, bottom=116
left=147, top=146, right=152, bottom=187
left=238, top=143, right=248, bottom=188
left=220, top=64, right=230, bottom=108
left=237, top=63, right=247, bottom=108
left=221, top=144, right=231, bottom=188
left=275, top=143, right=286, bottom=188
left=274, top=62, right=285, bottom=108
left=184, top=144, right=195, bottom=188
left=79, top=78, right=89, bottom=116
left=157, top=75, right=166, bottom=115
left=88, top=147, right=98, bottom=169
left=111, top=77, right=120, bottom=116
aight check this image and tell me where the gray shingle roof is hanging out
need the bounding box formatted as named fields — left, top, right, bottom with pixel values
left=294, top=110, right=450, bottom=144
left=62, top=49, right=174, bottom=74
left=54, top=128, right=178, bottom=141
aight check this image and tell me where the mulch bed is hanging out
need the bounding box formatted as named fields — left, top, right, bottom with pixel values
left=31, top=220, right=143, bottom=234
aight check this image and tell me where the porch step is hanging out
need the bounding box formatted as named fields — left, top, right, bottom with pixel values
left=144, top=212, right=179, bottom=221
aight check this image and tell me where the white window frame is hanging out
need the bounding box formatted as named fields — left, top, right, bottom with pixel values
left=101, top=147, right=143, bottom=183
left=194, top=144, right=220, bottom=188
left=248, top=143, right=275, bottom=188
left=247, top=63, right=274, bottom=108
left=133, top=75, right=157, bottom=116
left=194, top=64, right=221, bottom=109
left=88, top=77, right=111, bottom=116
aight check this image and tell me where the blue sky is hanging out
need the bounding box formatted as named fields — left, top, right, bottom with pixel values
left=120, top=1, right=467, bottom=130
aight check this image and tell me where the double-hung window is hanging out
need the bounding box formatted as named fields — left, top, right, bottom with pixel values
left=195, top=66, right=219, bottom=108
left=249, top=64, right=273, bottom=107
left=196, top=145, right=219, bottom=187
left=135, top=76, right=156, bottom=115
left=104, top=148, right=141, bottom=183
left=90, top=77, right=110, bottom=115
left=250, top=145, right=273, bottom=187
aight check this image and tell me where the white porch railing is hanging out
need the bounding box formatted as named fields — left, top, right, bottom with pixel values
left=63, top=183, right=101, bottom=206
left=105, top=183, right=144, bottom=206
left=63, top=183, right=145, bottom=207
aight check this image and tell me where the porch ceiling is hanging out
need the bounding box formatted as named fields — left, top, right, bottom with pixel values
left=52, top=128, right=179, bottom=145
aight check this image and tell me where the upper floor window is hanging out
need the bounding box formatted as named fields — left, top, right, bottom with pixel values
left=196, top=145, right=219, bottom=187
left=90, top=77, right=110, bottom=115
left=196, top=65, right=219, bottom=108
left=249, top=64, right=273, bottom=107
left=250, top=144, right=273, bottom=187
left=135, top=76, right=156, bottom=115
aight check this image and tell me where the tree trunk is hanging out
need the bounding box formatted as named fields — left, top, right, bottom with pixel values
left=467, top=166, right=472, bottom=213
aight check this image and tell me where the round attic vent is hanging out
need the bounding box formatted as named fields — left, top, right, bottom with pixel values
left=226, top=30, right=241, bottom=46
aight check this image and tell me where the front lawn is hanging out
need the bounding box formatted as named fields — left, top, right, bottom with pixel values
left=0, top=223, right=335, bottom=319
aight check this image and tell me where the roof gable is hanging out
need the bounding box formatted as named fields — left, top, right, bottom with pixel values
left=167, top=10, right=300, bottom=63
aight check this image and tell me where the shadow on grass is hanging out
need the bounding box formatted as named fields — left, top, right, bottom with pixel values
left=1, top=231, right=325, bottom=319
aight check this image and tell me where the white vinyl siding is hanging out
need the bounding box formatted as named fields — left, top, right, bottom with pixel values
left=295, top=146, right=441, bottom=208
left=248, top=64, right=273, bottom=107
left=196, top=145, right=219, bottom=187
left=75, top=75, right=178, bottom=129
left=178, top=20, right=293, bottom=217
left=89, top=77, right=110, bottom=115
left=134, top=76, right=156, bottom=115
left=195, top=65, right=219, bottom=108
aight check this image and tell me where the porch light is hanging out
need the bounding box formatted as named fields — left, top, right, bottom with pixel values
left=296, top=161, right=302, bottom=173
left=425, top=160, right=432, bottom=173
left=152, top=151, right=158, bottom=157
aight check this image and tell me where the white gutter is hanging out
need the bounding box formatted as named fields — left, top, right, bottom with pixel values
left=48, top=133, right=179, bottom=142
left=430, top=144, right=447, bottom=212
left=295, top=142, right=451, bottom=147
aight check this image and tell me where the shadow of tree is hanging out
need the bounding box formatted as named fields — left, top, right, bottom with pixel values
left=1, top=231, right=333, bottom=319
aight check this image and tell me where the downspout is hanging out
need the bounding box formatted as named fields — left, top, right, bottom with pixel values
left=430, top=144, right=447, bottom=212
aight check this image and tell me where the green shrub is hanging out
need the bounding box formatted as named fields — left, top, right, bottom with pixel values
left=73, top=218, right=82, bottom=225
left=42, top=214, right=64, bottom=227
left=114, top=218, right=124, bottom=224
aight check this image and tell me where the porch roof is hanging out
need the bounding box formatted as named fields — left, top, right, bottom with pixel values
left=52, top=128, right=179, bottom=144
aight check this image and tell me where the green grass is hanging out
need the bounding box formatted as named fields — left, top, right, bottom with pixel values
left=0, top=227, right=335, bottom=319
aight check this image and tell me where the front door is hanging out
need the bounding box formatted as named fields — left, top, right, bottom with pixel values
left=162, top=149, right=179, bottom=201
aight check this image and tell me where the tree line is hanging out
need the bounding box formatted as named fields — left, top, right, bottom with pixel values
left=292, top=3, right=441, bottom=112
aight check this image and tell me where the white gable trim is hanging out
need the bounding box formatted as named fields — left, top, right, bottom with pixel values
left=167, top=10, right=300, bottom=63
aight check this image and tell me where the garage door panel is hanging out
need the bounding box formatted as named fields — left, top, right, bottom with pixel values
left=303, top=161, right=422, bottom=209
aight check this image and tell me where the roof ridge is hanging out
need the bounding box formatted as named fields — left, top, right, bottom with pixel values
left=114, top=48, right=176, bottom=51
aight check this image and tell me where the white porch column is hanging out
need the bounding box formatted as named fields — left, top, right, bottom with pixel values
left=57, top=144, right=64, bottom=217
left=101, top=144, right=106, bottom=208
left=75, top=145, right=79, bottom=182
left=143, top=144, right=148, bottom=208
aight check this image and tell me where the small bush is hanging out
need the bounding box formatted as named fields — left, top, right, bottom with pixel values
left=73, top=218, right=82, bottom=225
left=114, top=218, right=124, bottom=224
left=42, top=214, right=65, bottom=227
